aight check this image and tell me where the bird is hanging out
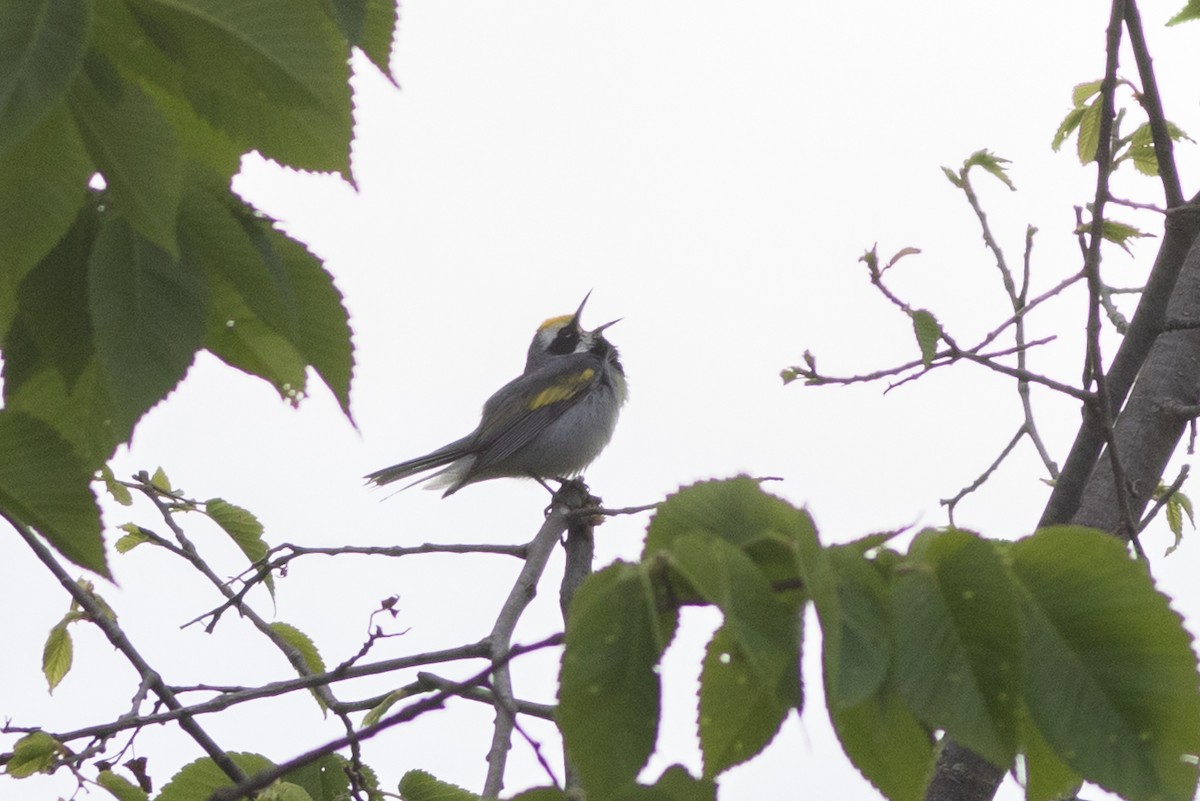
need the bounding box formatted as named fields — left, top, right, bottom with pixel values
left=366, top=293, right=627, bottom=497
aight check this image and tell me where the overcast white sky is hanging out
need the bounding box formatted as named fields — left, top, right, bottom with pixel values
left=4, top=2, right=1200, bottom=799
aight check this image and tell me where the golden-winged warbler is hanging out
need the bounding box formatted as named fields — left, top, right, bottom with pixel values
left=366, top=293, right=626, bottom=496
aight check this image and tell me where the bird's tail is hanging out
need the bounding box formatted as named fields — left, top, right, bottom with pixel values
left=365, top=438, right=472, bottom=488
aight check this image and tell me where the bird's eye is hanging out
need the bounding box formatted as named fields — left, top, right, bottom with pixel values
left=548, top=326, right=579, bottom=355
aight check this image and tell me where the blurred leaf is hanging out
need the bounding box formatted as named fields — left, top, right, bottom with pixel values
left=361, top=689, right=407, bottom=727
left=205, top=498, right=273, bottom=588
left=156, top=753, right=275, bottom=801
left=5, top=731, right=62, bottom=778
left=963, top=149, right=1015, bottom=190
left=1020, top=707, right=1082, bottom=801
left=559, top=562, right=674, bottom=795
left=1072, top=79, right=1104, bottom=107
left=282, top=754, right=350, bottom=801
left=69, top=54, right=182, bottom=253
left=87, top=216, right=205, bottom=439
left=101, top=464, right=134, bottom=506
left=1077, top=98, right=1103, bottom=164
left=150, top=466, right=172, bottom=493
left=698, top=623, right=797, bottom=777
left=1167, top=0, right=1200, bottom=25
left=910, top=309, right=941, bottom=368
left=0, top=410, right=107, bottom=576
left=0, top=104, right=91, bottom=333
left=42, top=619, right=73, bottom=692
left=1051, top=105, right=1087, bottom=153
left=1012, top=526, right=1200, bottom=801
left=891, top=529, right=1020, bottom=766
left=0, top=0, right=92, bottom=156
left=97, top=769, right=150, bottom=801
left=115, top=523, right=155, bottom=553
left=397, top=770, right=479, bottom=801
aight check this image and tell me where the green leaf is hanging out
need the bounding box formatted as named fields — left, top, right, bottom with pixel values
left=0, top=410, right=107, bottom=576
left=1011, top=526, right=1200, bottom=801
left=282, top=754, right=350, bottom=801
left=825, top=546, right=891, bottom=707
left=826, top=686, right=935, bottom=801
left=0, top=103, right=91, bottom=332
left=87, top=215, right=205, bottom=439
left=69, top=54, right=183, bottom=253
left=1167, top=0, right=1200, bottom=25
left=1071, top=80, right=1104, bottom=108
left=0, top=0, right=92, bottom=156
left=1090, top=219, right=1155, bottom=255
left=100, top=465, right=133, bottom=506
left=97, top=769, right=150, bottom=801
left=891, top=529, right=1020, bottom=766
left=150, top=466, right=172, bottom=493
left=358, top=0, right=398, bottom=77
left=1077, top=98, right=1103, bottom=164
left=115, top=523, right=155, bottom=553
left=559, top=562, right=674, bottom=795
left=269, top=621, right=327, bottom=676
left=13, top=198, right=99, bottom=390
left=362, top=689, right=407, bottom=727
left=127, top=0, right=352, bottom=176
left=42, top=619, right=73, bottom=692
left=963, top=149, right=1015, bottom=190
left=508, top=789, right=571, bottom=801
left=638, top=765, right=716, bottom=801
left=1051, top=106, right=1087, bottom=153
left=397, top=770, right=480, bottom=801
left=156, top=753, right=275, bottom=801
left=645, top=476, right=814, bottom=563
left=3, top=358, right=121, bottom=467
left=1019, top=707, right=1081, bottom=801
left=205, top=497, right=268, bottom=565
left=940, top=166, right=964, bottom=188
left=1165, top=490, right=1194, bottom=556
left=698, top=623, right=797, bottom=777
left=270, top=229, right=355, bottom=418
left=1128, top=123, right=1161, bottom=176
left=909, top=309, right=940, bottom=368
left=5, top=731, right=62, bottom=777
left=256, top=782, right=315, bottom=801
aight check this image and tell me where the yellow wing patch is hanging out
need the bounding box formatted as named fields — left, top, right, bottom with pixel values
left=527, top=369, right=595, bottom=410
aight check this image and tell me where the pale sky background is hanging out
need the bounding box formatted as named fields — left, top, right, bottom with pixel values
left=4, top=2, right=1200, bottom=799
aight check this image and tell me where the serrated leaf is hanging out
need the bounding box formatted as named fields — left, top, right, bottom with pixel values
left=156, top=753, right=275, bottom=801
left=127, top=0, right=352, bottom=176
left=1020, top=707, right=1081, bottom=801
left=1011, top=526, right=1200, bottom=801
left=910, top=309, right=940, bottom=368
left=115, top=523, right=155, bottom=553
left=1071, top=80, right=1104, bottom=108
left=101, top=465, right=133, bottom=506
left=3, top=358, right=121, bottom=467
left=826, top=687, right=935, bottom=801
left=5, top=731, right=62, bottom=777
left=282, top=754, right=351, bottom=801
left=256, top=782, right=314, bottom=801
left=825, top=546, right=891, bottom=707
left=269, top=622, right=328, bottom=710
left=0, top=410, right=107, bottom=576
left=1167, top=0, right=1200, bottom=25
left=964, top=149, right=1015, bottom=190
left=69, top=54, right=182, bottom=253
left=358, top=0, right=398, bottom=77
left=1077, top=98, right=1103, bottom=164
left=362, top=689, right=407, bottom=727
left=1051, top=106, right=1087, bottom=153
left=42, top=620, right=73, bottom=692
left=1094, top=219, right=1154, bottom=255
left=941, top=166, right=964, bottom=188
left=270, top=229, right=355, bottom=419
left=97, top=769, right=150, bottom=801
left=891, top=529, right=1020, bottom=766
left=150, top=466, right=172, bottom=493
left=87, top=216, right=205, bottom=439
left=559, top=562, right=674, bottom=794
left=0, top=0, right=92, bottom=156
left=397, top=770, right=480, bottom=801
left=698, top=623, right=796, bottom=777
left=206, top=497, right=274, bottom=596
left=0, top=104, right=91, bottom=332
left=1128, top=123, right=1160, bottom=176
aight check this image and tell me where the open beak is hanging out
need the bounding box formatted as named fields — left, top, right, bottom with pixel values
left=570, top=291, right=593, bottom=328
left=592, top=318, right=622, bottom=335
